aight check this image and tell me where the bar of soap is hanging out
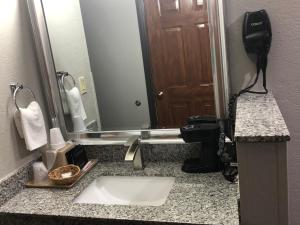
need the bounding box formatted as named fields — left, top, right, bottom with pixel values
left=61, top=172, right=72, bottom=179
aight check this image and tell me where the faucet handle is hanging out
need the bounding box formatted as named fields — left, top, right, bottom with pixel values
left=124, top=135, right=139, bottom=161
left=124, top=136, right=143, bottom=170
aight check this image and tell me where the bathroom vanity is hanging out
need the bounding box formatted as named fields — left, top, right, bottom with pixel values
left=0, top=0, right=291, bottom=224
left=0, top=93, right=290, bottom=225
left=0, top=145, right=240, bottom=225
left=235, top=93, right=290, bottom=225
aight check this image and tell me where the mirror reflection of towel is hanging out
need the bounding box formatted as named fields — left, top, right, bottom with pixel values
left=65, top=87, right=87, bottom=120
left=19, top=101, right=47, bottom=151
left=58, top=79, right=70, bottom=115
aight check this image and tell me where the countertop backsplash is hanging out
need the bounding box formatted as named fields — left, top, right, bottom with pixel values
left=85, top=143, right=202, bottom=163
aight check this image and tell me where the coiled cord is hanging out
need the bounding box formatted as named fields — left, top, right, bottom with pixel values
left=221, top=53, right=269, bottom=183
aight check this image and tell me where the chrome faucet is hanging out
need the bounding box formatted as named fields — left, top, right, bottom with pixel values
left=124, top=136, right=143, bottom=170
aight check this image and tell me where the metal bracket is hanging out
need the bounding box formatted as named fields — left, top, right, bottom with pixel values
left=10, top=83, right=20, bottom=94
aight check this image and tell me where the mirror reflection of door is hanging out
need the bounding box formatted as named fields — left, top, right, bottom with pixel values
left=42, top=0, right=217, bottom=132
left=144, top=0, right=215, bottom=128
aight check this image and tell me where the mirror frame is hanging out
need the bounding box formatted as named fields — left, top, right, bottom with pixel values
left=27, top=0, right=230, bottom=144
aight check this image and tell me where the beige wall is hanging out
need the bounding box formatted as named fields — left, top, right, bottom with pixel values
left=225, top=1, right=300, bottom=224
left=0, top=0, right=48, bottom=180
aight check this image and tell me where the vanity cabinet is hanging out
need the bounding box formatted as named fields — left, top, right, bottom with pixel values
left=235, top=93, right=290, bottom=225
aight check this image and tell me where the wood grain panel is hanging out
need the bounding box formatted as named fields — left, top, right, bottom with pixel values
left=162, top=27, right=186, bottom=86
left=193, top=0, right=207, bottom=11
left=159, top=0, right=180, bottom=15
left=169, top=102, right=191, bottom=127
left=197, top=23, right=213, bottom=83
left=144, top=0, right=215, bottom=128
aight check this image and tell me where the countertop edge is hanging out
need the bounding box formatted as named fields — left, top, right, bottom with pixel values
left=235, top=135, right=291, bottom=143
left=234, top=93, right=290, bottom=143
left=0, top=212, right=203, bottom=225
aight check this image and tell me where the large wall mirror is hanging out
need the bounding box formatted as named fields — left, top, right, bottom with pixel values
left=27, top=0, right=229, bottom=138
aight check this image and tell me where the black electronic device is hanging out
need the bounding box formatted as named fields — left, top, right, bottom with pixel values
left=66, top=145, right=89, bottom=169
left=243, top=9, right=272, bottom=94
left=219, top=10, right=273, bottom=183
left=187, top=115, right=217, bottom=125
left=180, top=117, right=222, bottom=173
left=180, top=123, right=219, bottom=143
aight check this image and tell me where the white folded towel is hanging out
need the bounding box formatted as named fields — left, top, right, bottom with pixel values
left=66, top=87, right=87, bottom=120
left=19, top=101, right=47, bottom=151
left=13, top=110, right=24, bottom=138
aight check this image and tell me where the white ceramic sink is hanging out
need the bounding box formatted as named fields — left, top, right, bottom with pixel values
left=74, top=176, right=175, bottom=206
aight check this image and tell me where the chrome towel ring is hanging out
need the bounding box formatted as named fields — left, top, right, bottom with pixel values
left=57, top=71, right=76, bottom=90
left=10, top=83, right=37, bottom=110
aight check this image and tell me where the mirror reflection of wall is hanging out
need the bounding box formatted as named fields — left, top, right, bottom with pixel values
left=42, top=0, right=101, bottom=131
left=42, top=0, right=217, bottom=133
left=43, top=0, right=151, bottom=132
left=80, top=0, right=151, bottom=131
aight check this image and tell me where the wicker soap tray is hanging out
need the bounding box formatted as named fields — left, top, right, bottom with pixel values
left=25, top=159, right=98, bottom=189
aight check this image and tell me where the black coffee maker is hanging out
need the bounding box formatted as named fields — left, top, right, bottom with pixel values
left=180, top=116, right=221, bottom=173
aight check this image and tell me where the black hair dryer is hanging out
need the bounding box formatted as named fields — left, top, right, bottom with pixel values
left=243, top=10, right=272, bottom=93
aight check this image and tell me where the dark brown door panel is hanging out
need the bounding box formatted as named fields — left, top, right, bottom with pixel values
left=144, top=0, right=215, bottom=128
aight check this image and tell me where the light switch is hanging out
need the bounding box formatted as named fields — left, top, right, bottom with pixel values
left=78, top=76, right=87, bottom=94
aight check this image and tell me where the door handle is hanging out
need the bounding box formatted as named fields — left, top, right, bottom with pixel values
left=157, top=91, right=164, bottom=97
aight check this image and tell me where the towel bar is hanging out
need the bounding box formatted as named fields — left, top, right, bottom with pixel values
left=10, top=83, right=37, bottom=110
left=57, top=71, right=76, bottom=90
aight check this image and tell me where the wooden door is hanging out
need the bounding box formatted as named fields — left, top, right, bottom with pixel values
left=144, top=0, right=215, bottom=128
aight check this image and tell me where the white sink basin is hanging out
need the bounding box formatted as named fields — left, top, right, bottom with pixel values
left=74, top=176, right=175, bottom=206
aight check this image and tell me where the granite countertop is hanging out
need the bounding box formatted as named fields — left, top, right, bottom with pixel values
left=235, top=93, right=290, bottom=143
left=0, top=162, right=239, bottom=225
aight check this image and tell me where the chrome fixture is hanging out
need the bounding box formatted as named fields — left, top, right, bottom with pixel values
left=140, top=130, right=151, bottom=140
left=10, top=83, right=37, bottom=110
left=56, top=71, right=76, bottom=90
left=124, top=136, right=143, bottom=170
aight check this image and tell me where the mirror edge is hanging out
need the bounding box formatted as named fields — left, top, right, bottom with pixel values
left=27, top=0, right=68, bottom=133
left=27, top=0, right=230, bottom=143
left=208, top=0, right=230, bottom=119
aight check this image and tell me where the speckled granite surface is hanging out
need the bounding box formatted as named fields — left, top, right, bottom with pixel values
left=235, top=93, right=290, bottom=143
left=86, top=144, right=202, bottom=162
left=0, top=161, right=33, bottom=206
left=0, top=144, right=202, bottom=208
left=0, top=162, right=239, bottom=225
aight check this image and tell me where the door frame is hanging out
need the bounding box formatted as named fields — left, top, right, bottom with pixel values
left=135, top=0, right=158, bottom=129
left=27, top=0, right=229, bottom=141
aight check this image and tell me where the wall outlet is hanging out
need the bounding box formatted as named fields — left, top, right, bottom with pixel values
left=79, top=76, right=87, bottom=94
